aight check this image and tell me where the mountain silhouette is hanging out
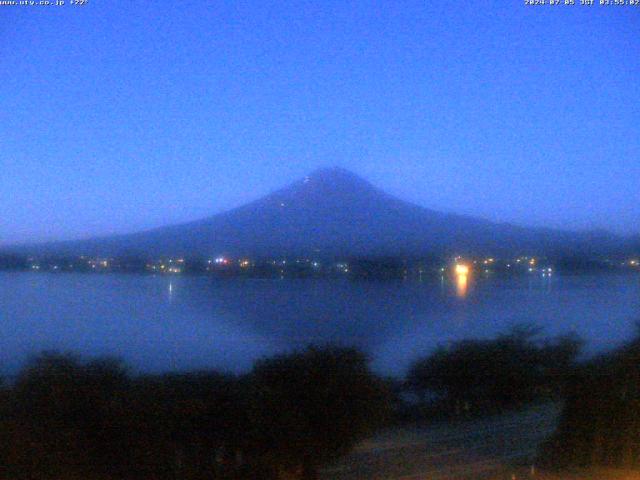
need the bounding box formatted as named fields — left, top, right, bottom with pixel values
left=12, top=167, right=628, bottom=258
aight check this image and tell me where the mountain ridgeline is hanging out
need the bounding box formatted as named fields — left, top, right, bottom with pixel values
left=10, top=168, right=635, bottom=259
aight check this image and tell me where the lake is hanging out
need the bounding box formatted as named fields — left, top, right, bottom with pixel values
left=1, top=272, right=638, bottom=377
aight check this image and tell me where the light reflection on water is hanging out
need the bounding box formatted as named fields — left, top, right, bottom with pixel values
left=456, top=274, right=468, bottom=298
left=0, top=272, right=638, bottom=377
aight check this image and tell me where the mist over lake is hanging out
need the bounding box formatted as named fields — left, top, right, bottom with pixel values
left=1, top=272, right=638, bottom=377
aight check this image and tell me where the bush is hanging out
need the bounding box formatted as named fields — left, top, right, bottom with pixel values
left=407, top=325, right=582, bottom=417
left=0, top=353, right=131, bottom=479
left=245, top=346, right=393, bottom=479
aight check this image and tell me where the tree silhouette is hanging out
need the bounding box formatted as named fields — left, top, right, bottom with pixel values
left=2, top=352, right=130, bottom=479
left=541, top=327, right=640, bottom=469
left=408, top=325, right=582, bottom=417
left=246, top=346, right=392, bottom=479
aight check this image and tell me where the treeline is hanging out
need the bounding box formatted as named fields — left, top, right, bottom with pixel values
left=3, top=252, right=638, bottom=278
left=0, top=254, right=447, bottom=280
left=0, top=254, right=27, bottom=270
left=0, top=347, right=392, bottom=480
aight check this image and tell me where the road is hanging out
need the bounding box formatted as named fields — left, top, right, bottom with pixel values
left=321, top=403, right=561, bottom=480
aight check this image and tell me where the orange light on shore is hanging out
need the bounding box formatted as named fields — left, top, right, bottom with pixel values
left=455, top=264, right=470, bottom=276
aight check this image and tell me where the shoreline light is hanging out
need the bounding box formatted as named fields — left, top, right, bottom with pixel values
left=455, top=264, right=470, bottom=276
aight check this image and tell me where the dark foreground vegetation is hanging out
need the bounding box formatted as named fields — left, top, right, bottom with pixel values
left=2, top=326, right=639, bottom=479
left=0, top=347, right=392, bottom=480
left=406, top=326, right=582, bottom=419
left=541, top=330, right=640, bottom=470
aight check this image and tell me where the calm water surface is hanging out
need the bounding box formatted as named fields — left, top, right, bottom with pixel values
left=1, top=272, right=638, bottom=376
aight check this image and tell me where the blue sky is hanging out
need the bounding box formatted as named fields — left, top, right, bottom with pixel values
left=1, top=1, right=638, bottom=244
